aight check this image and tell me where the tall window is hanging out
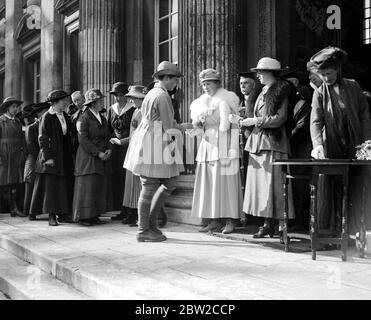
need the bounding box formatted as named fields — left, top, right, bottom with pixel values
left=33, top=59, right=41, bottom=102
left=365, top=0, right=371, bottom=44
left=155, top=0, right=178, bottom=65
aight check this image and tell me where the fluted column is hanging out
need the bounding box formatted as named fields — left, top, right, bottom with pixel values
left=179, top=0, right=237, bottom=121
left=40, top=0, right=64, bottom=99
left=79, top=0, right=125, bottom=105
left=4, top=0, right=23, bottom=98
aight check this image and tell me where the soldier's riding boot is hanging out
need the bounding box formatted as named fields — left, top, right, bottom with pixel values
left=136, top=192, right=166, bottom=242
left=149, top=185, right=174, bottom=236
left=10, top=188, right=26, bottom=218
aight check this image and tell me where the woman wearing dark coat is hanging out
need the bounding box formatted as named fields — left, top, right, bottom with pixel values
left=29, top=90, right=74, bottom=226
left=107, top=82, right=135, bottom=221
left=23, top=103, right=49, bottom=216
left=0, top=97, right=26, bottom=216
left=309, top=47, right=371, bottom=234
left=72, top=89, right=112, bottom=227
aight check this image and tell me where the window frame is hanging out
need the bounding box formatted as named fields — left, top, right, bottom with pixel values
left=33, top=59, right=41, bottom=103
left=154, top=0, right=179, bottom=66
left=364, top=0, right=371, bottom=45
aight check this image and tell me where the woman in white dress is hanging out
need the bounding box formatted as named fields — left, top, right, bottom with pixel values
left=191, top=69, right=243, bottom=234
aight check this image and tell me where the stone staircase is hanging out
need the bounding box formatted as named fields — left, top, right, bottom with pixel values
left=165, top=174, right=202, bottom=226
left=0, top=218, right=206, bottom=300
left=0, top=176, right=201, bottom=300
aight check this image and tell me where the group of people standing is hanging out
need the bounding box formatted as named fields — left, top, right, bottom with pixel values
left=191, top=46, right=371, bottom=242
left=0, top=83, right=148, bottom=228
left=1, top=45, right=370, bottom=244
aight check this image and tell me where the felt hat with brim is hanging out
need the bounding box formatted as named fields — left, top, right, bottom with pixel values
left=0, top=97, right=23, bottom=113
left=251, top=57, right=283, bottom=72
left=109, top=82, right=129, bottom=95
left=199, top=69, right=221, bottom=83
left=31, top=102, right=50, bottom=117
left=153, top=61, right=183, bottom=78
left=46, top=90, right=70, bottom=103
left=126, top=85, right=147, bottom=99
left=307, top=46, right=348, bottom=71
left=84, top=88, right=106, bottom=106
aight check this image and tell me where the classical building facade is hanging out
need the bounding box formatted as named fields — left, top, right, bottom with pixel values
left=0, top=0, right=370, bottom=223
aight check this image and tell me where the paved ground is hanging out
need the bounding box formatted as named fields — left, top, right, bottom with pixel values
left=0, top=213, right=370, bottom=300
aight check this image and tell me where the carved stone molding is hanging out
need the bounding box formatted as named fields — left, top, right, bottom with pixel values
left=55, top=0, right=79, bottom=16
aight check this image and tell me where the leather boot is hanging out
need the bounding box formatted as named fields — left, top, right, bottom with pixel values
left=222, top=219, right=235, bottom=234
left=49, top=213, right=58, bottom=227
left=10, top=189, right=27, bottom=218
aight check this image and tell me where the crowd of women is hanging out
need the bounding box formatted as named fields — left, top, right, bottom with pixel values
left=1, top=46, right=371, bottom=243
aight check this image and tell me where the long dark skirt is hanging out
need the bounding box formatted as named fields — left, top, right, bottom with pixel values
left=30, top=174, right=72, bottom=216
left=72, top=174, right=108, bottom=221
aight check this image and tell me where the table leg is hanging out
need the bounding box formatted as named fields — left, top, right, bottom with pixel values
left=360, top=179, right=366, bottom=259
left=283, top=174, right=289, bottom=252
left=341, top=170, right=349, bottom=262
left=310, top=182, right=317, bottom=261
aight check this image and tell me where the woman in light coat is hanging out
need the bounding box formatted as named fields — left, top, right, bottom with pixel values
left=191, top=69, right=243, bottom=234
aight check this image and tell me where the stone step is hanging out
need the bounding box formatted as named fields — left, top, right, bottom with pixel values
left=0, top=228, right=206, bottom=300
left=0, top=248, right=90, bottom=300
left=165, top=207, right=202, bottom=226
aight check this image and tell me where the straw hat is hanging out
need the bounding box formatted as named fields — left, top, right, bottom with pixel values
left=126, top=85, right=147, bottom=99
left=153, top=61, right=183, bottom=78
left=251, top=57, right=283, bottom=72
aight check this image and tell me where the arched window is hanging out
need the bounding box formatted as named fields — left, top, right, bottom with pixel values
left=364, top=0, right=371, bottom=44
left=155, top=0, right=178, bottom=65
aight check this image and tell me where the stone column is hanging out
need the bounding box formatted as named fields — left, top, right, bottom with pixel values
left=79, top=0, right=125, bottom=105
left=40, top=0, right=64, bottom=99
left=4, top=0, right=23, bottom=98
left=179, top=0, right=237, bottom=122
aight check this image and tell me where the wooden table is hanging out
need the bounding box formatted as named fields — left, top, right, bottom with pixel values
left=273, top=159, right=371, bottom=261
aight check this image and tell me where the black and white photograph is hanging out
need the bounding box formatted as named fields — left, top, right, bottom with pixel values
left=0, top=0, right=371, bottom=307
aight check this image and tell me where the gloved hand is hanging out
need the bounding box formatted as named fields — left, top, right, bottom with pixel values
left=311, top=145, right=326, bottom=159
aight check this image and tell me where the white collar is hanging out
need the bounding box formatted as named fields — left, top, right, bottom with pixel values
left=111, top=102, right=133, bottom=116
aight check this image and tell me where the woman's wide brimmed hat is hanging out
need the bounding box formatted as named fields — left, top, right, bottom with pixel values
left=199, top=69, right=221, bottom=83
left=126, top=85, right=147, bottom=99
left=46, top=90, right=70, bottom=103
left=251, top=57, right=283, bottom=72
left=21, top=103, right=36, bottom=119
left=109, top=82, right=129, bottom=95
left=307, top=46, right=348, bottom=71
left=84, top=88, right=106, bottom=106
left=0, top=97, right=23, bottom=113
left=30, top=102, right=50, bottom=117
left=153, top=61, right=183, bottom=78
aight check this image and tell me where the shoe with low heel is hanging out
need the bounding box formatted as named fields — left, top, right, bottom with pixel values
left=199, top=220, right=223, bottom=233
left=253, top=226, right=274, bottom=239
left=137, top=230, right=167, bottom=242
